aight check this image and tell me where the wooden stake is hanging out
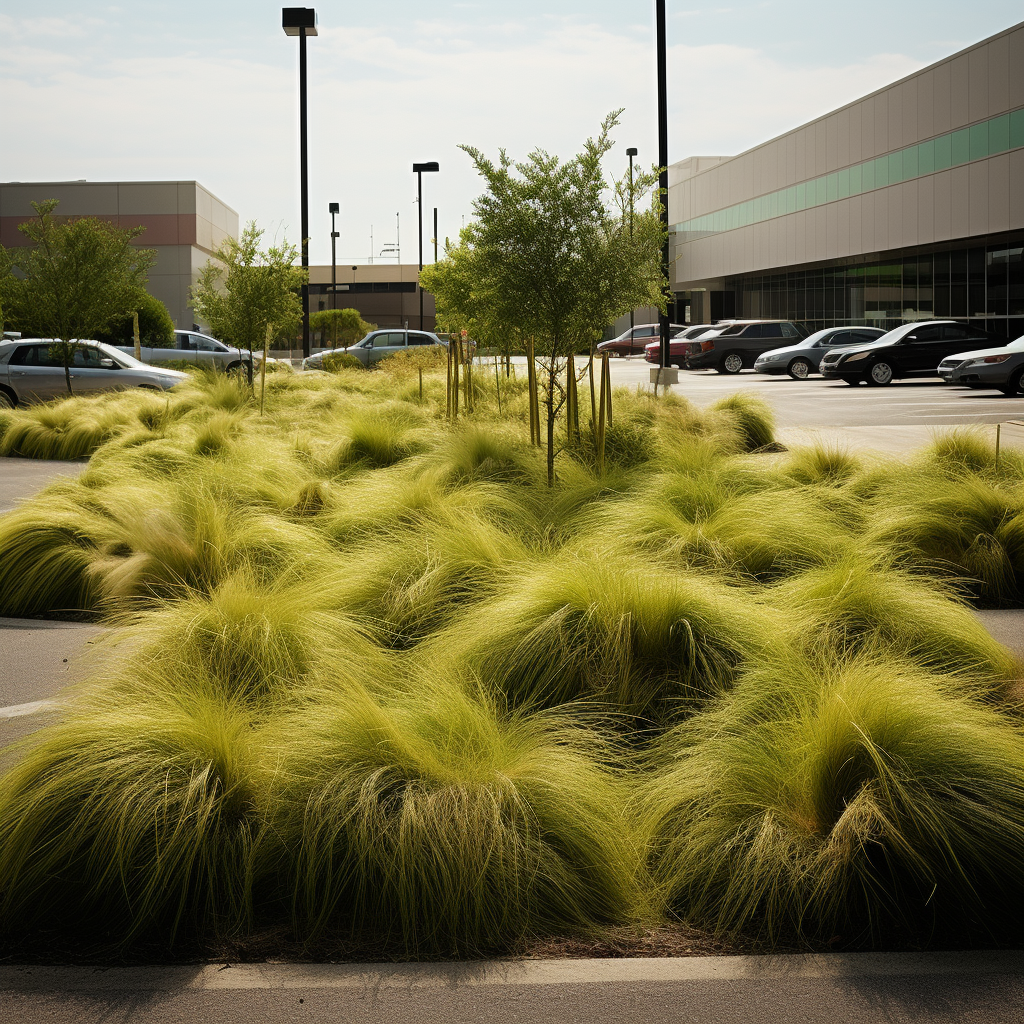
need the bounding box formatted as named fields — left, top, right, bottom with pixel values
left=259, top=322, right=272, bottom=416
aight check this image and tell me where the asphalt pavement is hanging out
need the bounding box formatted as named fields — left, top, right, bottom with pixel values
left=0, top=455, right=85, bottom=512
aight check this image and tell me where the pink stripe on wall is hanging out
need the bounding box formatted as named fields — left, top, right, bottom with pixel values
left=1, top=214, right=198, bottom=247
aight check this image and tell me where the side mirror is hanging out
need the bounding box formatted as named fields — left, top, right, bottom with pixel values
left=99, top=358, right=117, bottom=369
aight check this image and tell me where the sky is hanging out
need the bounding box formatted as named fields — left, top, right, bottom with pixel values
left=1, top=1, right=1022, bottom=267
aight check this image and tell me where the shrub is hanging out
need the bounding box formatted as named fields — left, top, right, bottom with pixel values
left=94, top=291, right=176, bottom=349
left=266, top=682, right=638, bottom=955
left=640, top=652, right=1024, bottom=945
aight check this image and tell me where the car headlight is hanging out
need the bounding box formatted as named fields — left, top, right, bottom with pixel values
left=842, top=351, right=870, bottom=364
left=964, top=354, right=1012, bottom=366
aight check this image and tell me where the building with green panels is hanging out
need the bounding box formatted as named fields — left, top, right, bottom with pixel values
left=668, top=21, right=1024, bottom=338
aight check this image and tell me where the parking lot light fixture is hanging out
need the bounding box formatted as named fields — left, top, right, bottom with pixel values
left=413, top=161, right=439, bottom=330
left=282, top=7, right=318, bottom=358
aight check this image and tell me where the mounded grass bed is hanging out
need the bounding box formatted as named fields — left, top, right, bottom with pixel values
left=1, top=372, right=1023, bottom=959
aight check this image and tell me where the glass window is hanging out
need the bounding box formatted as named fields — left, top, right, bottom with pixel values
left=951, top=128, right=970, bottom=165
left=850, top=163, right=863, bottom=195
left=837, top=168, right=850, bottom=199
left=969, top=121, right=989, bottom=160
left=888, top=150, right=903, bottom=183
left=902, top=145, right=918, bottom=179
left=874, top=156, right=889, bottom=187
left=71, top=347, right=103, bottom=367
left=826, top=173, right=838, bottom=202
left=781, top=322, right=800, bottom=338
left=193, top=336, right=219, bottom=351
left=906, top=325, right=943, bottom=343
left=826, top=331, right=851, bottom=345
left=862, top=160, right=875, bottom=191
left=178, top=334, right=194, bottom=350
left=1011, top=109, right=1024, bottom=150
left=918, top=139, right=935, bottom=175
left=815, top=177, right=827, bottom=206
left=408, top=333, right=434, bottom=346
left=934, top=133, right=952, bottom=171
left=989, top=113, right=1011, bottom=154
left=761, top=323, right=785, bottom=338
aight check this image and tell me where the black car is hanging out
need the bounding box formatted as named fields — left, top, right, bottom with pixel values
left=684, top=320, right=810, bottom=374
left=818, top=320, right=1007, bottom=385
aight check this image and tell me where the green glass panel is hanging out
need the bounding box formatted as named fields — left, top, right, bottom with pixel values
left=795, top=182, right=806, bottom=210
left=902, top=145, right=918, bottom=178
left=838, top=167, right=850, bottom=199
left=815, top=177, right=827, bottom=205
left=1010, top=108, right=1024, bottom=149
left=787, top=186, right=797, bottom=213
left=989, top=113, right=1010, bottom=153
left=934, top=133, right=952, bottom=170
left=951, top=128, right=970, bottom=165
left=918, top=138, right=935, bottom=174
left=969, top=121, right=989, bottom=159
left=874, top=156, right=889, bottom=187
left=826, top=173, right=838, bottom=202
left=850, top=163, right=863, bottom=194
left=862, top=160, right=875, bottom=190
left=769, top=192, right=779, bottom=218
left=888, top=150, right=903, bottom=183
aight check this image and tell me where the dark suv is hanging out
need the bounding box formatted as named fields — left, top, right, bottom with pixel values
left=684, top=320, right=809, bottom=373
left=819, top=321, right=1006, bottom=385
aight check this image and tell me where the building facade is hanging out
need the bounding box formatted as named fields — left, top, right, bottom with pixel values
left=307, top=263, right=435, bottom=333
left=0, top=180, right=238, bottom=330
left=668, top=21, right=1024, bottom=339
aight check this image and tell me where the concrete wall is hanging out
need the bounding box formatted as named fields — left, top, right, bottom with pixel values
left=669, top=21, right=1024, bottom=289
left=0, top=180, right=238, bottom=329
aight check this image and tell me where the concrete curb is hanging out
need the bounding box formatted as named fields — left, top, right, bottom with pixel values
left=2, top=950, right=1021, bottom=993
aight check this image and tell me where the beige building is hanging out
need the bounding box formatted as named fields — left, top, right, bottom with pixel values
left=308, top=263, right=436, bottom=332
left=668, top=21, right=1024, bottom=337
left=0, top=180, right=238, bottom=330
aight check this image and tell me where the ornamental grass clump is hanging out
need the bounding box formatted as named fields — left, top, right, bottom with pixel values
left=429, top=553, right=772, bottom=720
left=0, top=681, right=267, bottom=948
left=640, top=652, right=1024, bottom=946
left=266, top=682, right=638, bottom=955
left=706, top=392, right=777, bottom=452
left=769, top=554, right=1021, bottom=689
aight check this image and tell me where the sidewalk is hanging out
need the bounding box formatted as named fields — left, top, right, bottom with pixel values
left=2, top=950, right=1020, bottom=1024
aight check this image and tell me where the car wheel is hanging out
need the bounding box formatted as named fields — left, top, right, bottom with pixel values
left=718, top=351, right=744, bottom=374
left=866, top=361, right=895, bottom=385
left=0, top=389, right=15, bottom=409
left=999, top=367, right=1024, bottom=396
left=787, top=358, right=812, bottom=380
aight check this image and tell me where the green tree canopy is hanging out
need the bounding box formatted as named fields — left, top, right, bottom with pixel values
left=0, top=199, right=156, bottom=393
left=310, top=307, right=377, bottom=349
left=433, top=111, right=666, bottom=482
left=190, top=223, right=305, bottom=373
left=94, top=291, right=175, bottom=349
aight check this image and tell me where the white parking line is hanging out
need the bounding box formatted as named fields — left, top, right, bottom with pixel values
left=0, top=699, right=56, bottom=719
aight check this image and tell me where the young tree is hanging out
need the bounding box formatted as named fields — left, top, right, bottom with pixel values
left=309, top=307, right=376, bottom=349
left=0, top=200, right=155, bottom=395
left=454, top=111, right=666, bottom=483
left=190, top=223, right=305, bottom=380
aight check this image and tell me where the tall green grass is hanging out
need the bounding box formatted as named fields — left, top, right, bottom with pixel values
left=266, top=681, right=637, bottom=955
left=640, top=651, right=1024, bottom=945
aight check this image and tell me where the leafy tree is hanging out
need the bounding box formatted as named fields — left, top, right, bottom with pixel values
left=0, top=199, right=155, bottom=394
left=310, top=307, right=376, bottom=349
left=94, top=291, right=175, bottom=349
left=190, top=223, right=305, bottom=380
left=437, top=111, right=666, bottom=483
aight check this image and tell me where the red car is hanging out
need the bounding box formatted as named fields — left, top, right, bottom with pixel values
left=598, top=322, right=686, bottom=357
left=644, top=325, right=719, bottom=367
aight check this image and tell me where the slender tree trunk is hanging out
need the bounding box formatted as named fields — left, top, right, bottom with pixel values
left=546, top=358, right=558, bottom=486
left=64, top=361, right=73, bottom=396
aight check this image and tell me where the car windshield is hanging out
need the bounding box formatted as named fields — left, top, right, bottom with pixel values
left=94, top=342, right=143, bottom=368
left=1005, top=336, right=1024, bottom=351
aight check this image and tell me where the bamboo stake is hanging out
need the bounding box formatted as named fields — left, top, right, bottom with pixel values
left=596, top=352, right=608, bottom=476
left=494, top=354, right=502, bottom=415
left=566, top=353, right=579, bottom=443
left=453, top=338, right=461, bottom=420
left=132, top=311, right=141, bottom=361
left=526, top=337, right=539, bottom=445
left=604, top=350, right=613, bottom=429
left=587, top=351, right=597, bottom=428
left=446, top=338, right=453, bottom=419
left=419, top=367, right=423, bottom=402
left=259, top=322, right=272, bottom=416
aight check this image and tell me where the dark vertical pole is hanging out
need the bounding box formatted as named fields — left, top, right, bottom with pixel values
left=433, top=207, right=438, bottom=262
left=656, top=0, right=670, bottom=370
left=417, top=171, right=424, bottom=330
left=330, top=207, right=337, bottom=312
left=629, top=150, right=635, bottom=338
left=299, top=27, right=310, bottom=358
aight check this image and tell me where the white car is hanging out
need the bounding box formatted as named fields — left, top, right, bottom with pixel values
left=0, top=339, right=187, bottom=407
left=938, top=334, right=1024, bottom=394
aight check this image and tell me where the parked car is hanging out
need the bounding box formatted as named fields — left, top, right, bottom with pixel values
left=752, top=326, right=887, bottom=378
left=598, top=323, right=686, bottom=358
left=683, top=320, right=810, bottom=373
left=303, top=329, right=447, bottom=369
left=643, top=325, right=720, bottom=368
left=938, top=334, right=1024, bottom=393
left=0, top=339, right=188, bottom=407
left=114, top=329, right=269, bottom=374
left=819, top=321, right=1006, bottom=385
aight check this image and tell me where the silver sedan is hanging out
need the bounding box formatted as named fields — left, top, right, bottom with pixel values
left=0, top=339, right=188, bottom=407
left=938, top=335, right=1024, bottom=394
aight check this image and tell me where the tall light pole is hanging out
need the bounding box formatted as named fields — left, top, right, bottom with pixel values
left=627, top=146, right=637, bottom=338
left=413, top=161, right=439, bottom=330
left=329, top=202, right=339, bottom=312
left=656, top=0, right=670, bottom=370
left=433, top=207, right=438, bottom=263
left=282, top=7, right=317, bottom=359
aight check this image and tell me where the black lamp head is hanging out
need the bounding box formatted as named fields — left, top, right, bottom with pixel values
left=412, top=162, right=440, bottom=173
left=329, top=202, right=340, bottom=214
left=282, top=8, right=317, bottom=35
left=626, top=147, right=638, bottom=157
